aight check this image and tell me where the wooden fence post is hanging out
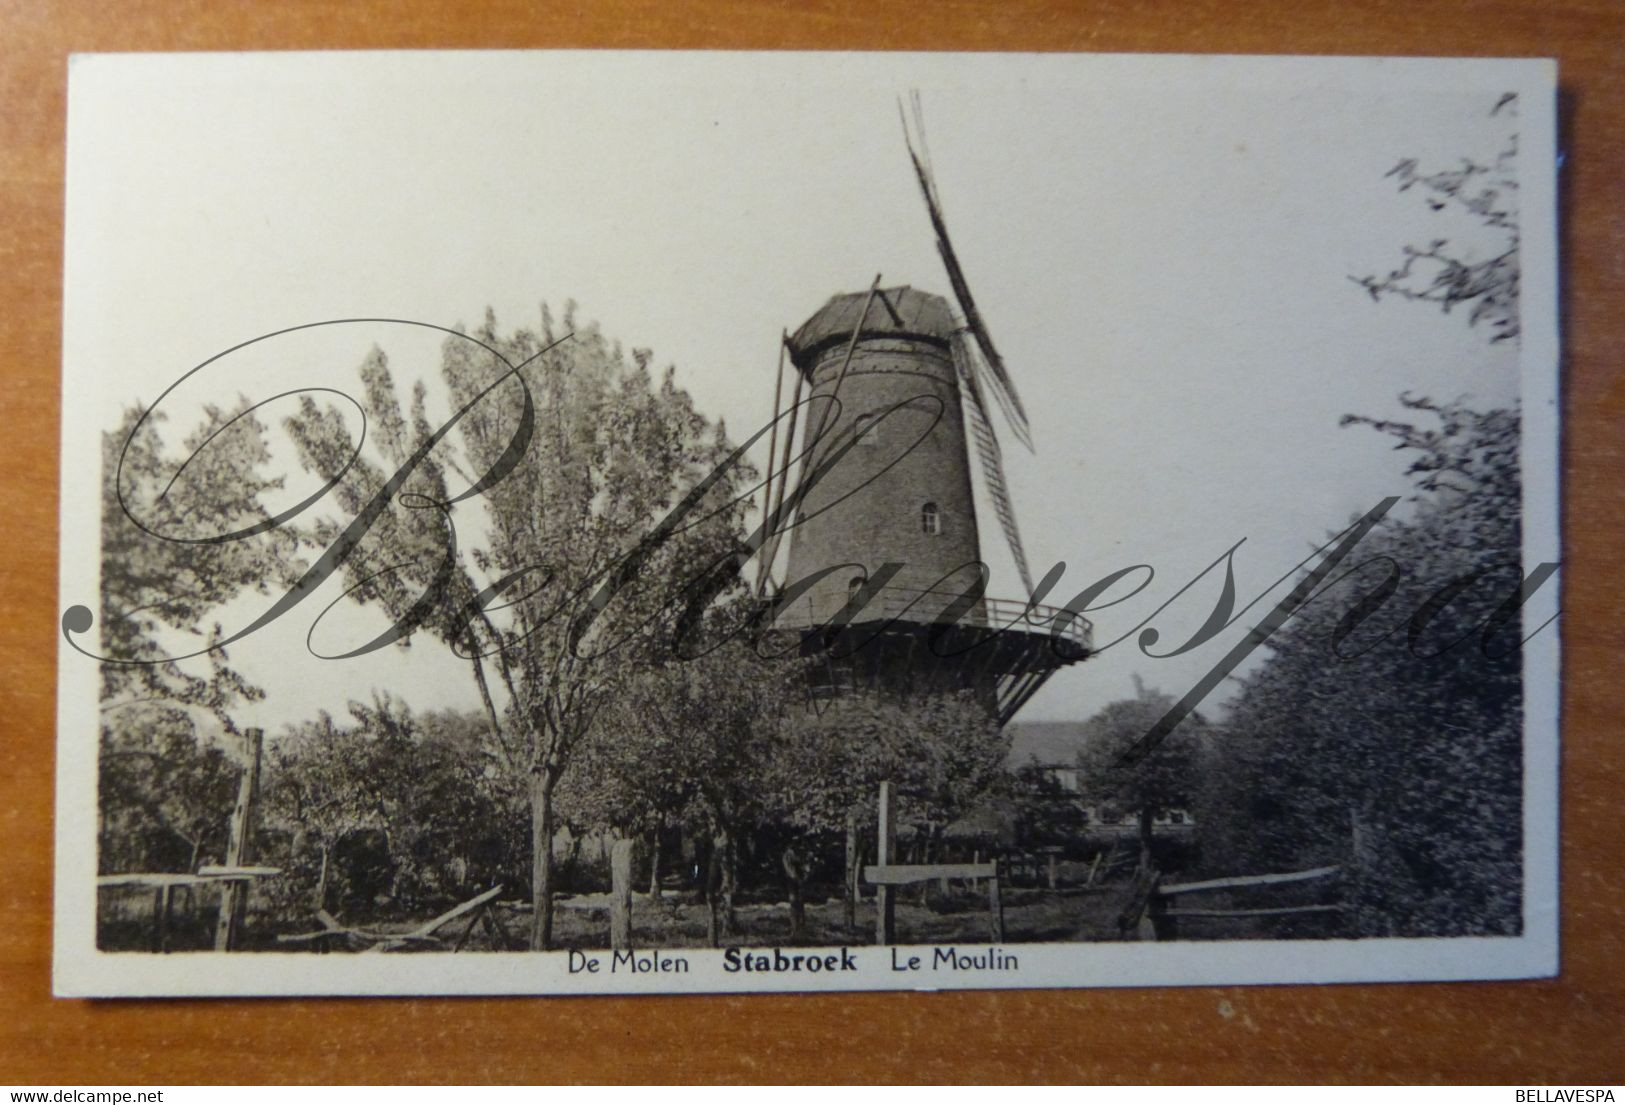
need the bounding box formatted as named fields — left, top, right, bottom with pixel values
left=213, top=727, right=263, bottom=952
left=610, top=835, right=636, bottom=950
left=153, top=887, right=169, bottom=953
left=874, top=781, right=896, bottom=946
left=844, top=813, right=859, bottom=932
left=1137, top=873, right=1165, bottom=940
left=1147, top=886, right=1174, bottom=940
left=988, top=860, right=1005, bottom=943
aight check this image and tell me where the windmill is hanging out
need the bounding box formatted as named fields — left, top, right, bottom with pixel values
left=754, top=96, right=1090, bottom=724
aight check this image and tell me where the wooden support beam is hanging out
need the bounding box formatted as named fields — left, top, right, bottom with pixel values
left=197, top=865, right=281, bottom=879
left=998, top=663, right=1057, bottom=727
left=213, top=727, right=263, bottom=952
left=610, top=836, right=636, bottom=950
left=452, top=904, right=485, bottom=952
left=1117, top=866, right=1162, bottom=938
left=482, top=904, right=513, bottom=951
left=276, top=929, right=356, bottom=947
left=864, top=862, right=997, bottom=886
left=799, top=274, right=883, bottom=488
left=1085, top=850, right=1104, bottom=887
left=357, top=885, right=506, bottom=953
left=757, top=356, right=805, bottom=598
left=152, top=887, right=169, bottom=953
left=755, top=332, right=788, bottom=596
left=988, top=861, right=1005, bottom=942
left=873, top=284, right=906, bottom=327
left=1158, top=866, right=1341, bottom=897
left=1160, top=904, right=1348, bottom=919
left=98, top=873, right=216, bottom=889
left=412, top=884, right=500, bottom=936
left=874, top=780, right=896, bottom=946
left=410, top=884, right=506, bottom=937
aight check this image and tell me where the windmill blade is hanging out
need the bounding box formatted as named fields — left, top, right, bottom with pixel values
left=952, top=331, right=1036, bottom=596
left=908, top=90, right=941, bottom=208
left=902, top=104, right=1034, bottom=452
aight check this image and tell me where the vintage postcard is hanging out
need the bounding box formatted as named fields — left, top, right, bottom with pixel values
left=54, top=51, right=1560, bottom=997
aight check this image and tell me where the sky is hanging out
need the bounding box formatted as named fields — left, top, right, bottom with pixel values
left=60, top=51, right=1548, bottom=735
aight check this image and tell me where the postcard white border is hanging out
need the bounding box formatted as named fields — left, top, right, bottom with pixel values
left=53, top=50, right=1561, bottom=999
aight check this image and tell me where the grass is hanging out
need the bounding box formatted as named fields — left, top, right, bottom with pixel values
left=424, top=883, right=1136, bottom=953
left=99, top=878, right=1156, bottom=952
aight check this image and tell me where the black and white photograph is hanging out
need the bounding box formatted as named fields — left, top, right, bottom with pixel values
left=53, top=50, right=1560, bottom=997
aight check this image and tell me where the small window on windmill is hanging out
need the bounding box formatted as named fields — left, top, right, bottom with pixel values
left=921, top=501, right=941, bottom=535
left=853, top=412, right=880, bottom=447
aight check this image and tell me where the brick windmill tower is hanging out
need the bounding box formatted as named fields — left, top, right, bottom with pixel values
left=754, top=100, right=1090, bottom=723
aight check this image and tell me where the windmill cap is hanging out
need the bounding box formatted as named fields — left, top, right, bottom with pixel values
left=788, top=286, right=955, bottom=371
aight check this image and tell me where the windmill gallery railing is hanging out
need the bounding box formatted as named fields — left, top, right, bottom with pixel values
left=771, top=583, right=1093, bottom=656
left=768, top=583, right=1091, bottom=722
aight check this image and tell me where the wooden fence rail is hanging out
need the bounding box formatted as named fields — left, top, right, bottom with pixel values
left=1125, top=865, right=1346, bottom=940
left=863, top=782, right=1005, bottom=945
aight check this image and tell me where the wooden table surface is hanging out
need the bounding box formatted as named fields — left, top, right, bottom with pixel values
left=2, top=0, right=1620, bottom=1085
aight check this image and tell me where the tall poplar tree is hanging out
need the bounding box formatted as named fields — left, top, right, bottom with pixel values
left=284, top=305, right=753, bottom=947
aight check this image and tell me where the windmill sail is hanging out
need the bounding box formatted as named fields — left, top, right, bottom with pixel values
left=952, top=331, right=1035, bottom=596
left=902, top=102, right=1034, bottom=452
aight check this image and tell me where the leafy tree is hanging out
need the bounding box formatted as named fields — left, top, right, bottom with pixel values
left=98, top=706, right=239, bottom=875
left=266, top=709, right=387, bottom=913
left=97, top=402, right=298, bottom=874
left=1009, top=760, right=1085, bottom=851
left=567, top=643, right=1011, bottom=942
left=283, top=305, right=753, bottom=947
left=1206, top=100, right=1533, bottom=935
left=414, top=707, right=530, bottom=894
left=267, top=696, right=514, bottom=916
left=770, top=690, right=1010, bottom=930
left=564, top=624, right=795, bottom=941
left=1208, top=397, right=1525, bottom=936
left=1352, top=94, right=1520, bottom=342
left=1074, top=677, right=1205, bottom=873
left=774, top=692, right=1009, bottom=839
